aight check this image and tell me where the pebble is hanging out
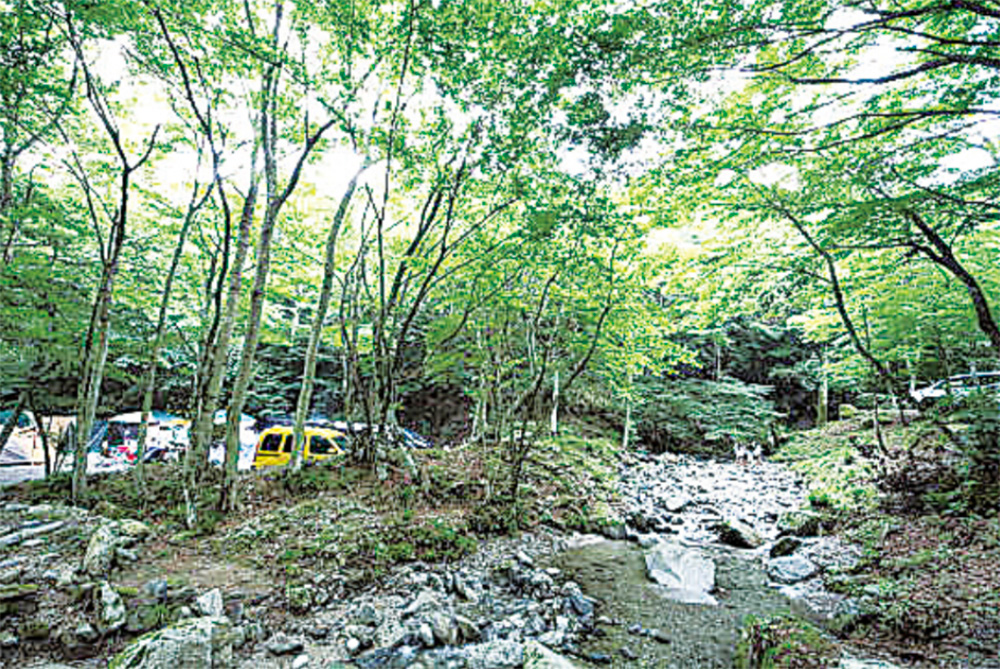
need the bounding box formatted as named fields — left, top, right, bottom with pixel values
left=568, top=594, right=594, bottom=617
left=267, top=633, right=305, bottom=656
left=144, top=579, right=168, bottom=600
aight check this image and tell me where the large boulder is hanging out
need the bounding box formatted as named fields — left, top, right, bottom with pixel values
left=99, top=582, right=126, bottom=632
left=109, top=617, right=236, bottom=669
left=645, top=541, right=717, bottom=605
left=777, top=511, right=822, bottom=538
left=712, top=518, right=763, bottom=549
left=464, top=640, right=524, bottom=668
left=194, top=589, right=224, bottom=618
left=767, top=555, right=819, bottom=584
left=83, top=524, right=119, bottom=577
left=770, top=536, right=803, bottom=558
left=83, top=519, right=151, bottom=577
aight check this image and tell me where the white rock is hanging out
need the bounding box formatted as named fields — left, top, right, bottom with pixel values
left=108, top=616, right=235, bottom=668
left=767, top=555, right=819, bottom=584
left=99, top=581, right=126, bottom=632
left=194, top=588, right=225, bottom=618
left=524, top=640, right=579, bottom=668
left=644, top=541, right=717, bottom=606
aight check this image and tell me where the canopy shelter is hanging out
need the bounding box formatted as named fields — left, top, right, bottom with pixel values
left=213, top=410, right=255, bottom=425
left=107, top=410, right=183, bottom=425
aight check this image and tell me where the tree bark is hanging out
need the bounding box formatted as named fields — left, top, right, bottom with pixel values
left=621, top=371, right=633, bottom=452
left=135, top=182, right=209, bottom=495
left=290, top=164, right=365, bottom=471
left=219, top=41, right=338, bottom=509
left=65, top=16, right=160, bottom=503
left=185, top=178, right=257, bottom=522
left=73, top=235, right=121, bottom=502
left=780, top=207, right=892, bottom=380
left=817, top=346, right=828, bottom=427
left=28, top=393, right=52, bottom=477
left=906, top=210, right=1000, bottom=354
left=549, top=371, right=559, bottom=437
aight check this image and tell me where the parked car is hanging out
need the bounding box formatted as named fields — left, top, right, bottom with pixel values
left=252, top=425, right=347, bottom=469
left=910, top=372, right=1000, bottom=407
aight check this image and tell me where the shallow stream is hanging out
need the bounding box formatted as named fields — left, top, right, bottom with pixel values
left=558, top=539, right=792, bottom=667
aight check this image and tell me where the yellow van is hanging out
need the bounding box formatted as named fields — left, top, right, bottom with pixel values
left=253, top=425, right=347, bottom=469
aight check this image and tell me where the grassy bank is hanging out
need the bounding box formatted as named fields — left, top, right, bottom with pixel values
left=759, top=408, right=1000, bottom=667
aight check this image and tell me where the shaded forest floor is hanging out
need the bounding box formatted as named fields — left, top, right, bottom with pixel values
left=0, top=414, right=997, bottom=667
left=0, top=430, right=624, bottom=665
left=771, top=412, right=1000, bottom=667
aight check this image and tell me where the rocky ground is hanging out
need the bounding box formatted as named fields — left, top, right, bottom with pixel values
left=1, top=435, right=992, bottom=668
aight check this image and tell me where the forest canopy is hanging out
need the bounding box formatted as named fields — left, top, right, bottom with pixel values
left=0, top=0, right=996, bottom=509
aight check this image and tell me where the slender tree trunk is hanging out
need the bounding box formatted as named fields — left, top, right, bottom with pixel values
left=220, top=68, right=337, bottom=509
left=73, top=221, right=126, bottom=504
left=185, top=179, right=257, bottom=523
left=550, top=371, right=559, bottom=437
left=781, top=207, right=892, bottom=380
left=906, top=211, right=1000, bottom=354
left=65, top=14, right=160, bottom=503
left=290, top=166, right=364, bottom=471
left=28, top=394, right=52, bottom=477
left=621, top=370, right=633, bottom=451
left=817, top=347, right=828, bottom=427
left=188, top=182, right=249, bottom=470
left=220, top=202, right=279, bottom=510
left=0, top=148, right=15, bottom=264
left=135, top=188, right=205, bottom=495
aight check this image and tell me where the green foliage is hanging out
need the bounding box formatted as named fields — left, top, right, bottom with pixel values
left=773, top=423, right=879, bottom=512
left=736, top=615, right=838, bottom=669
left=634, top=376, right=780, bottom=454
left=468, top=497, right=525, bottom=535
left=921, top=396, right=1000, bottom=515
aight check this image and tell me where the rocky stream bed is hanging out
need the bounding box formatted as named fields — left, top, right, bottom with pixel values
left=5, top=452, right=907, bottom=669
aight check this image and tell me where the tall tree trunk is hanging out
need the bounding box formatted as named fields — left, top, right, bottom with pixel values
left=621, top=371, right=633, bottom=451
left=549, top=371, right=559, bottom=437
left=780, top=207, right=892, bottom=380
left=290, top=165, right=365, bottom=471
left=219, top=49, right=337, bottom=509
left=135, top=184, right=208, bottom=495
left=220, top=211, right=275, bottom=511
left=28, top=393, right=52, bottom=477
left=65, top=19, right=160, bottom=502
left=817, top=347, right=828, bottom=427
left=185, top=179, right=257, bottom=526
left=73, top=259, right=119, bottom=502
left=0, top=148, right=15, bottom=264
